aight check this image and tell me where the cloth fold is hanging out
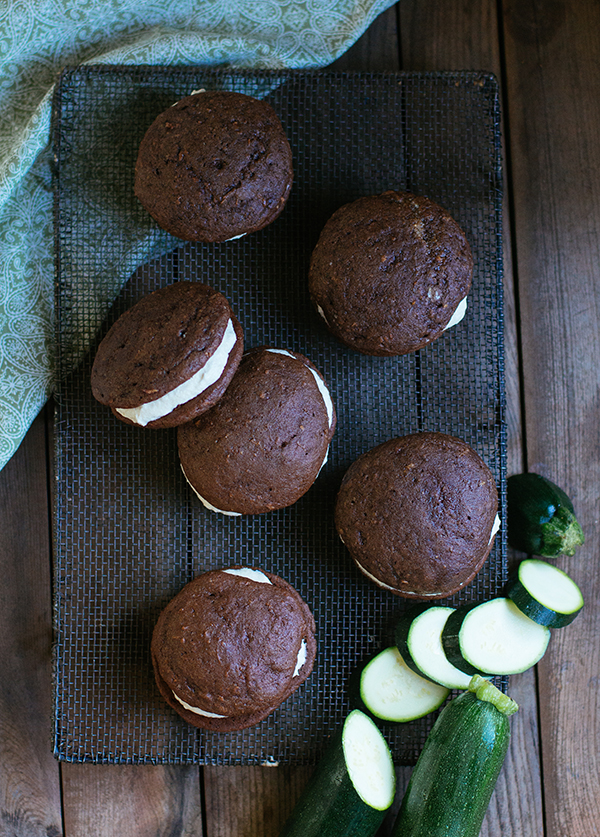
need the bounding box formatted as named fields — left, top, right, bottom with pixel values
left=0, top=0, right=396, bottom=471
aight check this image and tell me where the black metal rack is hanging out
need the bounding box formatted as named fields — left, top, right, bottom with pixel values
left=52, top=67, right=505, bottom=765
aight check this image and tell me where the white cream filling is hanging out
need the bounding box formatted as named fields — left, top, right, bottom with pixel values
left=489, top=513, right=501, bottom=544
left=443, top=296, right=468, bottom=331
left=223, top=568, right=272, bottom=584
left=173, top=691, right=228, bottom=719
left=293, top=639, right=307, bottom=677
left=316, top=303, right=329, bottom=325
left=116, top=319, right=238, bottom=426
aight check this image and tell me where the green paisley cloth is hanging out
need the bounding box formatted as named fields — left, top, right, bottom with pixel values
left=0, top=0, right=395, bottom=471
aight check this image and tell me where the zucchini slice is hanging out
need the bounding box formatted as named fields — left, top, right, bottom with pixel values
left=507, top=472, right=584, bottom=557
left=279, top=709, right=395, bottom=837
left=390, top=676, right=518, bottom=837
left=505, top=559, right=584, bottom=628
left=442, top=598, right=551, bottom=676
left=359, top=646, right=449, bottom=722
left=395, top=606, right=482, bottom=690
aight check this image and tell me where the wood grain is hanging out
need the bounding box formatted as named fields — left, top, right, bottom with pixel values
left=61, top=764, right=203, bottom=836
left=0, top=412, right=62, bottom=837
left=502, top=1, right=600, bottom=834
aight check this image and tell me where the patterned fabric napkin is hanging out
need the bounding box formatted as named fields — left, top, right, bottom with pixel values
left=0, top=0, right=395, bottom=471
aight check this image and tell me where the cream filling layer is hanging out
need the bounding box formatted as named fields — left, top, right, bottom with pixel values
left=489, top=513, right=501, bottom=543
left=173, top=692, right=228, bottom=718
left=116, top=319, right=237, bottom=426
left=223, top=567, right=272, bottom=584
left=443, top=296, right=468, bottom=331
left=350, top=513, right=501, bottom=597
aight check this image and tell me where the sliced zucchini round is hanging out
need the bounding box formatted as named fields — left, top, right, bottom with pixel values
left=395, top=606, right=481, bottom=690
left=506, top=559, right=584, bottom=628
left=442, top=598, right=551, bottom=676
left=360, top=646, right=449, bottom=722
left=342, top=709, right=396, bottom=811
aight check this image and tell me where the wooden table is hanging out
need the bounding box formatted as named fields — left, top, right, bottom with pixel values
left=2, top=2, right=599, bottom=834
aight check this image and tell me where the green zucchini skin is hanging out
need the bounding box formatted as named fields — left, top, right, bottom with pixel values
left=278, top=716, right=391, bottom=837
left=394, top=605, right=431, bottom=679
left=507, top=472, right=584, bottom=557
left=390, top=681, right=514, bottom=837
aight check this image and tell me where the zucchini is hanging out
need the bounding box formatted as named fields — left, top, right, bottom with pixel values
left=395, top=606, right=480, bottom=690
left=442, top=597, right=550, bottom=676
left=507, top=472, right=584, bottom=557
left=391, top=675, right=518, bottom=837
left=359, top=646, right=449, bottom=722
left=505, top=558, right=584, bottom=628
left=279, top=709, right=395, bottom=837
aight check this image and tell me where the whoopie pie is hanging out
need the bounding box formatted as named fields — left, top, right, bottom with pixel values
left=151, top=567, right=316, bottom=731
left=335, top=431, right=499, bottom=599
left=91, top=281, right=243, bottom=428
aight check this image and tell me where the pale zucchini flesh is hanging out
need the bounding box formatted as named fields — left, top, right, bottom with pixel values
left=455, top=598, right=550, bottom=675
left=342, top=709, right=396, bottom=811
left=360, top=646, right=449, bottom=722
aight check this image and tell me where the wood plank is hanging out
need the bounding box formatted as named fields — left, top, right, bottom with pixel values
left=203, top=765, right=313, bottom=837
left=61, top=764, right=203, bottom=836
left=399, top=2, right=542, bottom=836
left=0, top=411, right=62, bottom=837
left=501, top=1, right=600, bottom=834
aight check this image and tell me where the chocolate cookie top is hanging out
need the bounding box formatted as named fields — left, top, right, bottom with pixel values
left=134, top=90, right=293, bottom=242
left=309, top=191, right=473, bottom=356
left=151, top=567, right=316, bottom=731
left=91, top=281, right=243, bottom=428
left=335, top=432, right=499, bottom=599
left=178, top=347, right=336, bottom=515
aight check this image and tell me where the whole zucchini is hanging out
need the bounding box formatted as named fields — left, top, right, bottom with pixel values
left=507, top=472, right=584, bottom=557
left=391, top=675, right=518, bottom=837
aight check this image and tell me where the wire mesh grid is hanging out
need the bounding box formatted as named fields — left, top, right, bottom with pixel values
left=52, top=67, right=505, bottom=765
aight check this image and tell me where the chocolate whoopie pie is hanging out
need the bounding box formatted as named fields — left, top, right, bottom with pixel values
left=177, top=347, right=336, bottom=515
left=134, top=90, right=293, bottom=242
left=309, top=190, right=473, bottom=356
left=335, top=432, right=499, bottom=599
left=151, top=567, right=316, bottom=731
left=91, top=281, right=243, bottom=428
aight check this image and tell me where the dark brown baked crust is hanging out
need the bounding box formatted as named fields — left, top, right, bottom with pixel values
left=151, top=568, right=316, bottom=731
left=91, top=281, right=243, bottom=428
left=134, top=90, right=293, bottom=242
left=177, top=347, right=336, bottom=514
left=308, top=191, right=473, bottom=356
left=335, top=432, right=498, bottom=599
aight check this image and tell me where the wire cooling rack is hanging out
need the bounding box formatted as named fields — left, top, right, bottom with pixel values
left=52, top=67, right=505, bottom=765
